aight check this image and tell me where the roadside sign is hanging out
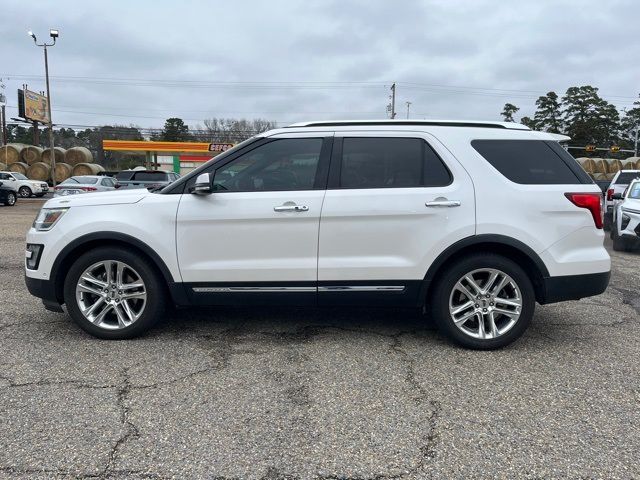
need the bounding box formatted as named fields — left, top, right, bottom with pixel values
left=610, top=146, right=620, bottom=153
left=209, top=143, right=234, bottom=152
left=585, top=145, right=597, bottom=152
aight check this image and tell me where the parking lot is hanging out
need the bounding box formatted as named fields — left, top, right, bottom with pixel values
left=0, top=199, right=638, bottom=479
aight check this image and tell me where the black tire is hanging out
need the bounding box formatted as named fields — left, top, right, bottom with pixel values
left=430, top=253, right=535, bottom=350
left=18, top=186, right=32, bottom=198
left=63, top=246, right=166, bottom=339
left=612, top=227, right=628, bottom=252
left=3, top=192, right=17, bottom=206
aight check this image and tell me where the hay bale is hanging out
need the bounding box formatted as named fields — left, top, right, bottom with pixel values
left=54, top=163, right=73, bottom=183
left=592, top=172, right=609, bottom=181
left=72, top=163, right=105, bottom=176
left=605, top=158, right=623, bottom=174
left=576, top=157, right=597, bottom=174
left=0, top=162, right=6, bottom=171
left=8, top=162, right=28, bottom=175
left=41, top=147, right=66, bottom=165
left=64, top=146, right=93, bottom=166
left=0, top=144, right=25, bottom=165
left=21, top=146, right=44, bottom=165
left=591, top=158, right=609, bottom=174
left=27, top=162, right=51, bottom=182
left=625, top=157, right=640, bottom=170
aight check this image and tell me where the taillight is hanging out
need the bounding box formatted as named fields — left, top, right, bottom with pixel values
left=80, top=187, right=97, bottom=192
left=565, top=192, right=603, bottom=229
left=606, top=188, right=614, bottom=201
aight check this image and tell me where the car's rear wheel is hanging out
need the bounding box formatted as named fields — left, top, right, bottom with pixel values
left=18, top=186, right=32, bottom=198
left=63, top=247, right=165, bottom=339
left=431, top=254, right=535, bottom=349
left=4, top=192, right=16, bottom=206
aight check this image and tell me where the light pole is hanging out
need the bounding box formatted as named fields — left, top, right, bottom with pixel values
left=28, top=28, right=59, bottom=187
left=405, top=101, right=412, bottom=119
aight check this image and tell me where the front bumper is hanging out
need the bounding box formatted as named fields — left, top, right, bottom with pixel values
left=538, top=270, right=610, bottom=304
left=24, top=275, right=64, bottom=312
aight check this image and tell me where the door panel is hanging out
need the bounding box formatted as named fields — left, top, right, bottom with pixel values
left=318, top=132, right=475, bottom=304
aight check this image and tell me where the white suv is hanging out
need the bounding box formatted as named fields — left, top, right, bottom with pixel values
left=25, top=120, right=610, bottom=349
left=0, top=171, right=49, bottom=197
left=611, top=179, right=640, bottom=251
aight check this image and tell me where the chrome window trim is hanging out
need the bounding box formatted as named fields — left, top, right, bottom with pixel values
left=192, top=285, right=406, bottom=293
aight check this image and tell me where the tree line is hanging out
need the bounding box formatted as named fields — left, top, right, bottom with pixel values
left=501, top=85, right=639, bottom=150
left=4, top=117, right=276, bottom=169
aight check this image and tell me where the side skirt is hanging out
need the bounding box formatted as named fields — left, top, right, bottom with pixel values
left=185, top=281, right=423, bottom=307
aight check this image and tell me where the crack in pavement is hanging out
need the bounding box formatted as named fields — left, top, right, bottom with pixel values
left=608, top=286, right=640, bottom=316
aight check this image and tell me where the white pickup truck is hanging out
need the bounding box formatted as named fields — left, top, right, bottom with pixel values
left=0, top=171, right=49, bottom=198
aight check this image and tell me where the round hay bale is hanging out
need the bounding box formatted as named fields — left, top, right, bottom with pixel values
left=54, top=163, right=73, bottom=183
left=605, top=158, right=623, bottom=174
left=591, top=158, right=609, bottom=174
left=64, top=146, right=93, bottom=165
left=8, top=162, right=28, bottom=175
left=41, top=147, right=66, bottom=165
left=622, top=160, right=637, bottom=170
left=0, top=162, right=6, bottom=171
left=21, top=146, right=44, bottom=165
left=592, top=172, right=609, bottom=181
left=0, top=144, right=26, bottom=165
left=27, top=162, right=51, bottom=182
left=576, top=157, right=596, bottom=174
left=72, top=163, right=105, bottom=176
left=625, top=157, right=640, bottom=170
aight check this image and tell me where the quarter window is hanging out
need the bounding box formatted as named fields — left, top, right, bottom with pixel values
left=472, top=140, right=587, bottom=185
left=213, top=138, right=323, bottom=192
left=339, top=137, right=451, bottom=189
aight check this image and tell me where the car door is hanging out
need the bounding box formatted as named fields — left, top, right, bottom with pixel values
left=317, top=131, right=475, bottom=306
left=176, top=133, right=333, bottom=305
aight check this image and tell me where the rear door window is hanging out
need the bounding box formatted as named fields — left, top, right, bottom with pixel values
left=339, top=137, right=451, bottom=189
left=472, top=140, right=591, bottom=185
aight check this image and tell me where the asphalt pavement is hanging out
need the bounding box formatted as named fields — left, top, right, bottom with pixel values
left=1, top=199, right=638, bottom=479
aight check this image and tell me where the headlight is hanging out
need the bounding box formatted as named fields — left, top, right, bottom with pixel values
left=33, top=208, right=69, bottom=231
left=621, top=214, right=631, bottom=231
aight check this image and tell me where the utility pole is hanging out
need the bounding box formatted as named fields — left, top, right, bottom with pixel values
left=635, top=127, right=639, bottom=157
left=0, top=78, right=6, bottom=146
left=29, top=29, right=59, bottom=187
left=405, top=101, right=412, bottom=119
left=390, top=83, right=396, bottom=119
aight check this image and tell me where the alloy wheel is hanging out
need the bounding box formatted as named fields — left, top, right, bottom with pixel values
left=75, top=260, right=147, bottom=330
left=18, top=187, right=31, bottom=198
left=448, top=268, right=522, bottom=340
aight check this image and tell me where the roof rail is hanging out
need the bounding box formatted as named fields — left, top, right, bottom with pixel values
left=286, top=119, right=530, bottom=130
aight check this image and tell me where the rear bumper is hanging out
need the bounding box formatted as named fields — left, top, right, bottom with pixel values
left=538, top=270, right=610, bottom=304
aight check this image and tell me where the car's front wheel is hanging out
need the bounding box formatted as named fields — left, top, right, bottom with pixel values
left=431, top=254, right=535, bottom=349
left=4, top=192, right=16, bottom=206
left=63, top=247, right=165, bottom=339
left=18, top=186, right=32, bottom=198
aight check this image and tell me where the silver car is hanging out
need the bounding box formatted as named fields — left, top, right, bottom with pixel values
left=53, top=175, right=117, bottom=197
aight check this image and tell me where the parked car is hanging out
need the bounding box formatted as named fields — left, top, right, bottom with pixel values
left=0, top=179, right=17, bottom=206
left=611, top=179, right=640, bottom=251
left=115, top=170, right=179, bottom=190
left=0, top=171, right=49, bottom=198
left=604, top=170, right=640, bottom=230
left=53, top=175, right=117, bottom=197
left=25, top=120, right=610, bottom=349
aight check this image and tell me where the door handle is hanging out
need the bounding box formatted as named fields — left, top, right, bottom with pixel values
left=274, top=204, right=309, bottom=212
left=425, top=199, right=461, bottom=208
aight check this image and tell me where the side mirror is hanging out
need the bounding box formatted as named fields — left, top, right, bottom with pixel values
left=612, top=193, right=623, bottom=200
left=191, top=173, right=212, bottom=195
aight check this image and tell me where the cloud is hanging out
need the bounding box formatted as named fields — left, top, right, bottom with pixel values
left=1, top=0, right=638, bottom=129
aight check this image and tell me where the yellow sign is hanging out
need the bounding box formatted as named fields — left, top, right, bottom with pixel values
left=610, top=145, right=620, bottom=153
left=585, top=145, right=597, bottom=152
left=24, top=89, right=49, bottom=123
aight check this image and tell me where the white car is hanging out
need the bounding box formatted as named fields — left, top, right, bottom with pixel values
left=611, top=179, right=640, bottom=251
left=604, top=170, right=640, bottom=229
left=53, top=175, right=117, bottom=197
left=25, top=120, right=610, bottom=349
left=0, top=171, right=49, bottom=198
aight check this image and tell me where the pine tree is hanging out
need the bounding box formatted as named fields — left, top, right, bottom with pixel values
left=533, top=92, right=563, bottom=133
left=501, top=103, right=519, bottom=122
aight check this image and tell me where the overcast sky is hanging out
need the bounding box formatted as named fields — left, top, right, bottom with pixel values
left=1, top=0, right=639, bottom=131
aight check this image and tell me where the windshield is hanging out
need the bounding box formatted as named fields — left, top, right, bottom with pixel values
left=13, top=173, right=28, bottom=180
left=62, top=176, right=99, bottom=185
left=628, top=182, right=640, bottom=199
left=616, top=172, right=640, bottom=185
